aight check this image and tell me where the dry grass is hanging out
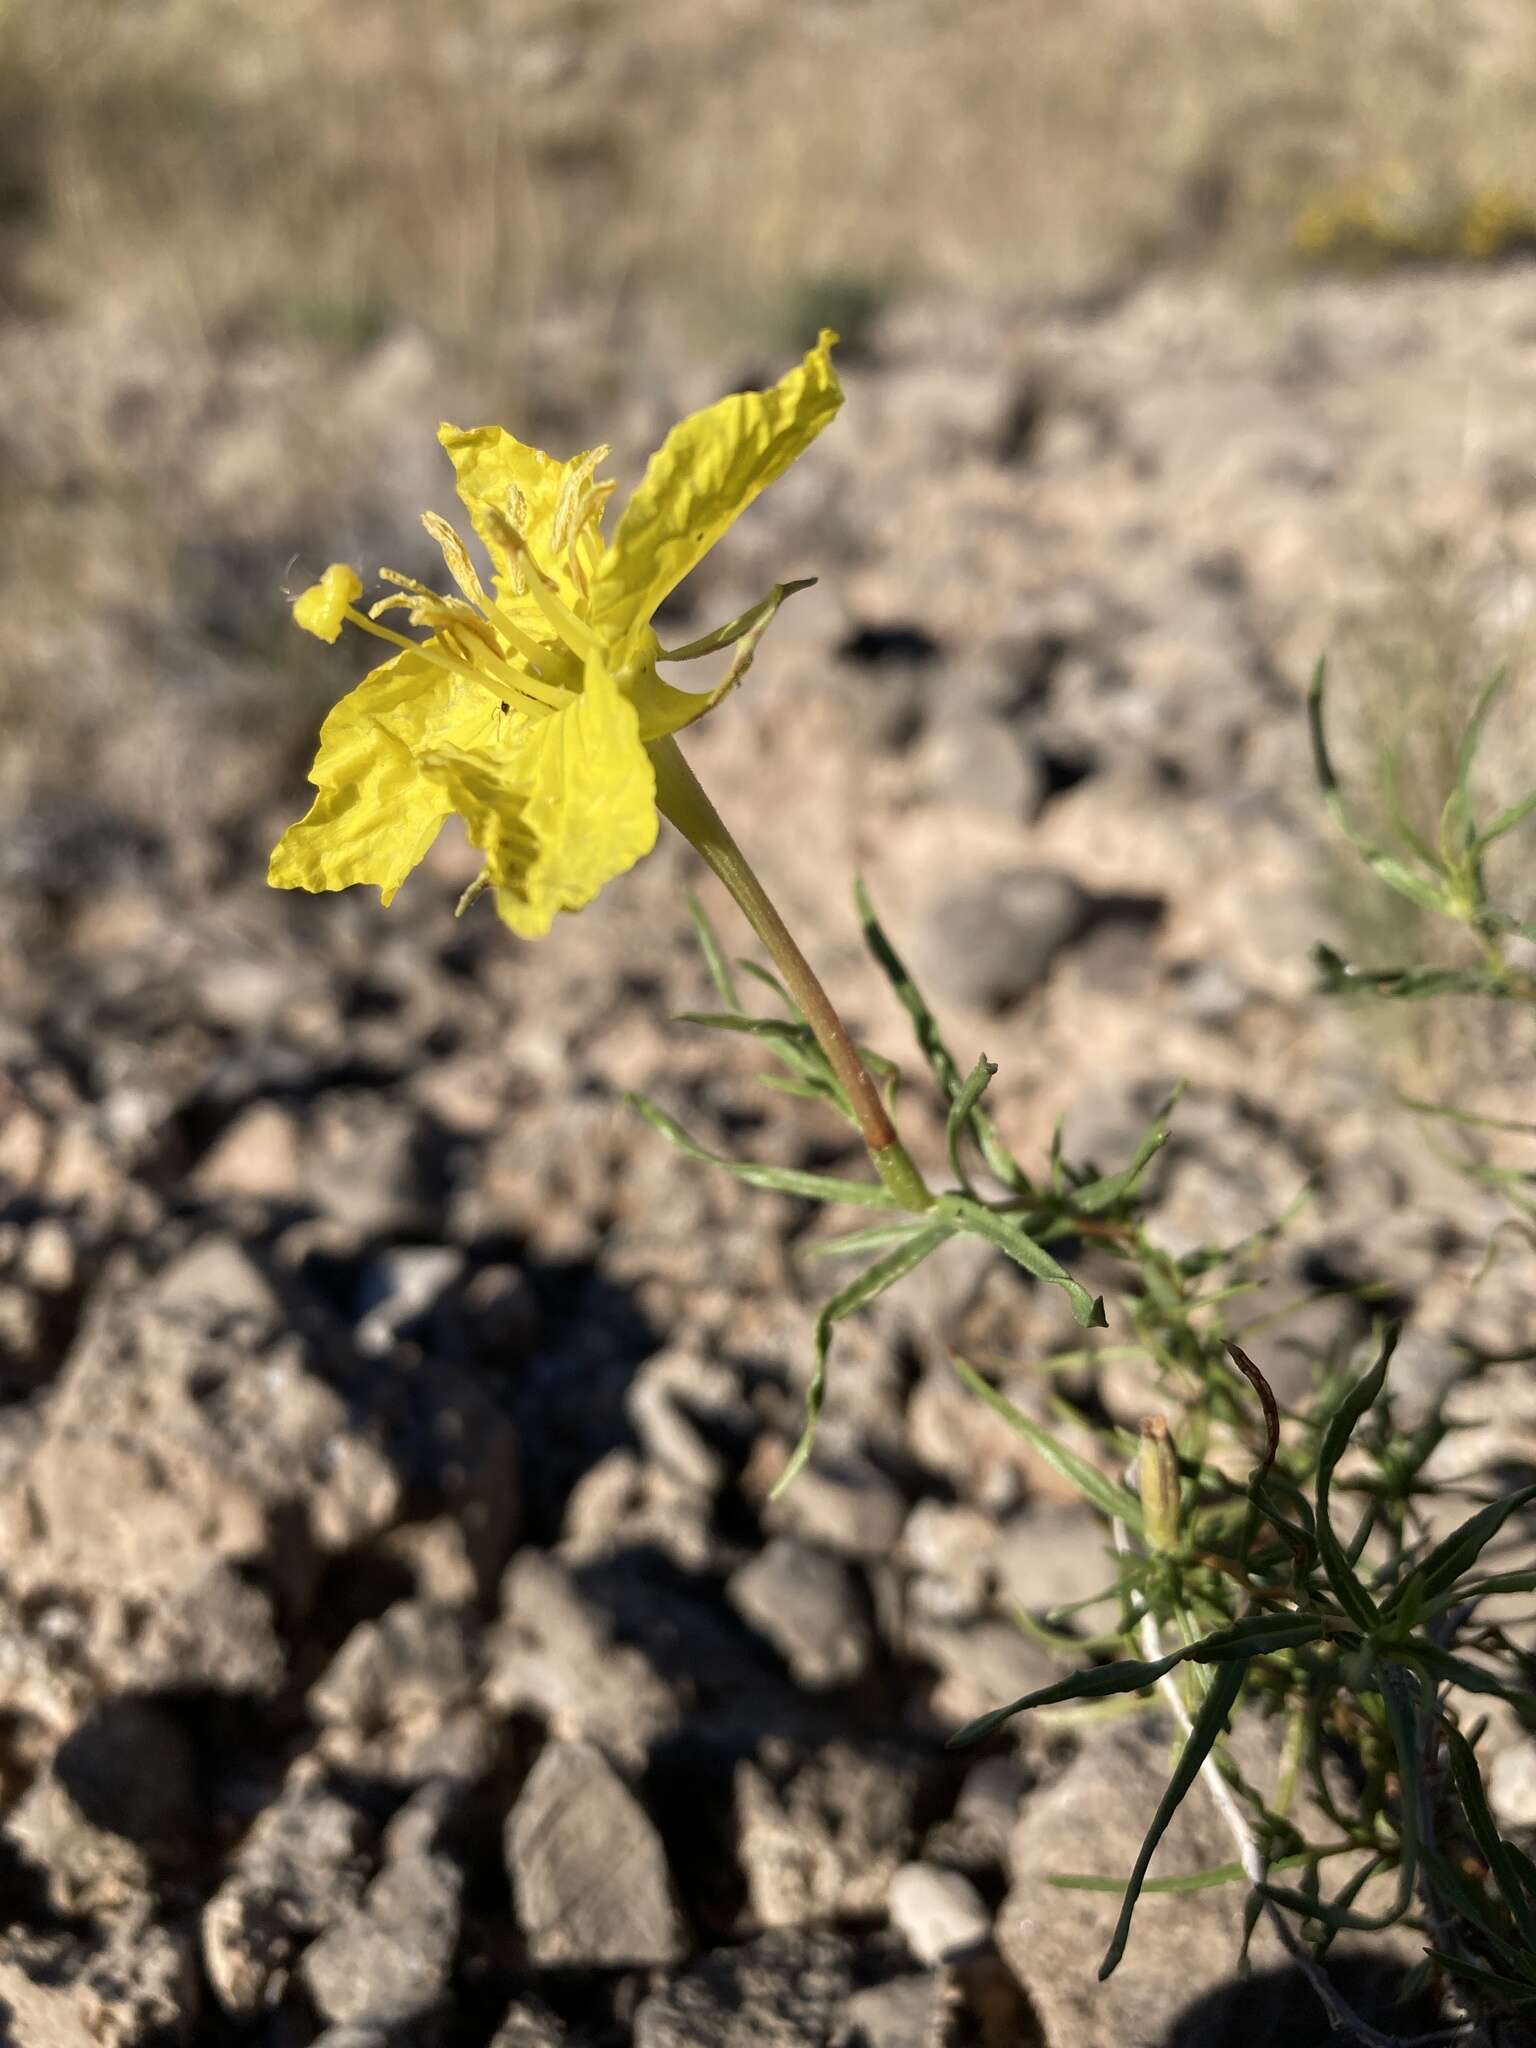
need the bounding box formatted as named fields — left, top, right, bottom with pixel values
left=8, top=0, right=1536, bottom=367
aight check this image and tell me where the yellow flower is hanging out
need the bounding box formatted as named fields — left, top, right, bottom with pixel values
left=270, top=332, right=841, bottom=937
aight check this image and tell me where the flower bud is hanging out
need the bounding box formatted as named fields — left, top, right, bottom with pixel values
left=1138, top=1415, right=1182, bottom=1555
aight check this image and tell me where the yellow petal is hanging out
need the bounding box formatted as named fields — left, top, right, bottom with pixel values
left=268, top=649, right=504, bottom=904
left=587, top=331, right=842, bottom=669
left=419, top=657, right=657, bottom=940
left=436, top=423, right=604, bottom=627
left=293, top=563, right=362, bottom=643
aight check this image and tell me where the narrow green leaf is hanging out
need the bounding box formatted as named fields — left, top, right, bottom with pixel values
left=1050, top=1844, right=1348, bottom=1897
left=773, top=1222, right=955, bottom=1498
left=676, top=1009, right=820, bottom=1049
left=944, top=1195, right=1105, bottom=1328
left=1099, top=1659, right=1247, bottom=1979
left=1385, top=1482, right=1536, bottom=1622
left=804, top=1220, right=936, bottom=1260
left=627, top=1095, right=897, bottom=1208
left=1184, top=1612, right=1329, bottom=1663
left=1425, top=1568, right=1536, bottom=1618
left=947, top=1649, right=1189, bottom=1747
left=686, top=892, right=740, bottom=1012
left=1425, top=1951, right=1536, bottom=2006
left=1445, top=1722, right=1536, bottom=1957
left=1477, top=786, right=1536, bottom=851
left=951, top=1355, right=1142, bottom=1530
left=1403, top=1641, right=1536, bottom=1717
left=946, top=1055, right=999, bottom=1195
left=1311, top=947, right=1507, bottom=1002
left=854, top=878, right=1028, bottom=1191
left=1070, top=1093, right=1179, bottom=1214
left=1313, top=1327, right=1398, bottom=1630
left=1308, top=658, right=1445, bottom=907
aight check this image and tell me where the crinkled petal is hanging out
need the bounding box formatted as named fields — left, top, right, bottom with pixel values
left=419, top=657, right=657, bottom=939
left=587, top=330, right=842, bottom=668
left=437, top=422, right=601, bottom=627
left=268, top=650, right=505, bottom=905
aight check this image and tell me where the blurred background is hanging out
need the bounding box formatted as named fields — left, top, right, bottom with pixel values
left=5, top=5, right=1536, bottom=2045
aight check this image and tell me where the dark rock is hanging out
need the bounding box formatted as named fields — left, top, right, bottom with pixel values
left=309, top=1599, right=487, bottom=1786
left=919, top=870, right=1092, bottom=1012
left=202, top=1779, right=373, bottom=2017
left=726, top=1538, right=875, bottom=1691
left=735, top=1739, right=927, bottom=1928
left=301, top=1828, right=462, bottom=2028
left=633, top=1927, right=858, bottom=2047
left=486, top=1551, right=681, bottom=1770
left=506, top=1739, right=690, bottom=1969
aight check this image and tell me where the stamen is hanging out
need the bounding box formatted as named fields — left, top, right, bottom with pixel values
left=422, top=511, right=490, bottom=611
left=338, top=605, right=569, bottom=714
left=552, top=445, right=611, bottom=554
left=484, top=513, right=601, bottom=664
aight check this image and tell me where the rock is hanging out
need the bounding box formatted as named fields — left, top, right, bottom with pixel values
left=833, top=1973, right=944, bottom=2048
left=900, top=1500, right=997, bottom=1624
left=633, top=1928, right=857, bottom=2047
left=354, top=1243, right=465, bottom=1354
left=626, top=1346, right=752, bottom=1494
left=727, top=1538, right=875, bottom=1690
left=762, top=1450, right=907, bottom=1562
left=486, top=1551, right=681, bottom=1770
left=309, top=1599, right=486, bottom=1785
left=1490, top=1742, right=1536, bottom=1830
left=202, top=1779, right=372, bottom=2017
left=507, top=1739, right=690, bottom=1969
left=735, top=1740, right=925, bottom=1928
left=923, top=713, right=1045, bottom=821
left=190, top=1100, right=306, bottom=1201
left=491, top=1998, right=570, bottom=2046
left=908, top=1618, right=1057, bottom=1732
left=151, top=1235, right=281, bottom=1318
left=7, top=1287, right=401, bottom=1618
left=992, top=1503, right=1121, bottom=1621
left=887, top=1862, right=992, bottom=1965
left=0, top=1908, right=198, bottom=2046
left=917, top=870, right=1092, bottom=1012
left=307, top=1090, right=436, bottom=1237
left=301, top=1821, right=462, bottom=2028
left=999, top=1717, right=1297, bottom=2047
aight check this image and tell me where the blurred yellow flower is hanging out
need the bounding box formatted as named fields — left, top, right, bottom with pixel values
left=270, top=332, right=841, bottom=937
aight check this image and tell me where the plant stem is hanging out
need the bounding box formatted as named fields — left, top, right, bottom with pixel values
left=649, top=733, right=931, bottom=1212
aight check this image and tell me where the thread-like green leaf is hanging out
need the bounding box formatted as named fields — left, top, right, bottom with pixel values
left=948, top=1649, right=1188, bottom=1746
left=1068, top=1100, right=1176, bottom=1214
left=946, top=1056, right=998, bottom=1195
left=950, top=1355, right=1142, bottom=1530
left=854, top=878, right=1028, bottom=1191
left=686, top=892, right=740, bottom=1011
left=1385, top=1482, right=1536, bottom=1622
left=1099, top=1659, right=1247, bottom=1978
left=943, top=1195, right=1105, bottom=1327
left=1050, top=1844, right=1344, bottom=1897
left=1477, top=786, right=1536, bottom=851
left=627, top=1095, right=897, bottom=1208
left=804, top=1220, right=938, bottom=1260
left=1445, top=1722, right=1536, bottom=1958
left=1313, top=1327, right=1398, bottom=1630
left=773, top=1221, right=955, bottom=1498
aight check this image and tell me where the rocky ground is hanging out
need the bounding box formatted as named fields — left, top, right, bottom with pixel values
left=3, top=258, right=1536, bottom=2045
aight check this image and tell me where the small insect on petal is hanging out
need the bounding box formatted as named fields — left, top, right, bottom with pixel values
left=293, top=563, right=364, bottom=643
